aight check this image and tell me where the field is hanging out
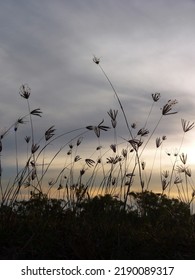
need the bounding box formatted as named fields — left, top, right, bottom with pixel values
left=0, top=58, right=195, bottom=259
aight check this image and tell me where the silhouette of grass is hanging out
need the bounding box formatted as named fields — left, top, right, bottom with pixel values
left=0, top=57, right=195, bottom=259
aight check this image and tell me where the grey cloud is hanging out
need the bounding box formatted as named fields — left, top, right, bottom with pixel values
left=1, top=0, right=195, bottom=186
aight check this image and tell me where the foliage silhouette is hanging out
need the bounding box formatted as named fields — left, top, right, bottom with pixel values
left=0, top=191, right=195, bottom=259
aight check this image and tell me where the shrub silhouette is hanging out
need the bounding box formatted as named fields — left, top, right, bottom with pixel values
left=0, top=191, right=195, bottom=259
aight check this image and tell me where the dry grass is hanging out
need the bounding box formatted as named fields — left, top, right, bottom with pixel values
left=0, top=57, right=195, bottom=259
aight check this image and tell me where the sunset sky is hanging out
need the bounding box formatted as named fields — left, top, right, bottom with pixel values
left=1, top=0, right=195, bottom=200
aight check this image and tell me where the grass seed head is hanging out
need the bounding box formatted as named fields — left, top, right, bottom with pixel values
left=93, top=55, right=100, bottom=64
left=85, top=158, right=95, bottom=167
left=141, top=161, right=146, bottom=170
left=122, top=149, right=127, bottom=158
left=77, top=137, right=83, bottom=146
left=180, top=153, right=187, bottom=165
left=162, top=99, right=178, bottom=115
left=107, top=155, right=122, bottom=164
left=30, top=108, right=42, bottom=117
left=131, top=123, right=136, bottom=129
left=174, top=177, right=182, bottom=184
left=25, top=136, right=31, bottom=143
left=137, top=128, right=149, bottom=137
left=107, top=109, right=118, bottom=128
left=45, top=126, right=55, bottom=141
left=31, top=143, right=40, bottom=154
left=74, top=155, right=81, bottom=162
left=181, top=119, right=195, bottom=133
left=152, top=92, right=161, bottom=102
left=162, top=170, right=169, bottom=178
left=161, top=178, right=169, bottom=190
left=156, top=137, right=162, bottom=148
left=80, top=168, right=85, bottom=176
left=128, top=139, right=143, bottom=151
left=19, top=84, right=31, bottom=99
left=110, top=144, right=116, bottom=153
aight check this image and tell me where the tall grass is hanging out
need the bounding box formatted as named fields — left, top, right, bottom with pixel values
left=0, top=58, right=195, bottom=211
left=1, top=58, right=195, bottom=260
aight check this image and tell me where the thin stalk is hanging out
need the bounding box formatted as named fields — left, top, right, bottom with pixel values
left=98, top=64, right=133, bottom=139
left=36, top=127, right=87, bottom=160
left=136, top=150, right=144, bottom=192
left=185, top=172, right=189, bottom=203
left=27, top=99, right=34, bottom=145
left=35, top=131, right=87, bottom=189
left=14, top=130, right=19, bottom=175
left=168, top=132, right=185, bottom=196
left=123, top=162, right=137, bottom=209
left=143, top=101, right=155, bottom=129
left=140, top=115, right=163, bottom=157
left=147, top=148, right=158, bottom=189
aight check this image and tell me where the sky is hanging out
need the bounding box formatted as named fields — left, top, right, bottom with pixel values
left=1, top=0, right=195, bottom=201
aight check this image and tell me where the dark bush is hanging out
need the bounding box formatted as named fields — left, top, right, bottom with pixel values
left=0, top=191, right=195, bottom=259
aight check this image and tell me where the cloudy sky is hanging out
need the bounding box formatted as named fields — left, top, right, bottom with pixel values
left=1, top=0, right=195, bottom=198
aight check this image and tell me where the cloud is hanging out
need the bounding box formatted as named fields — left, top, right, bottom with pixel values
left=1, top=0, right=195, bottom=195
